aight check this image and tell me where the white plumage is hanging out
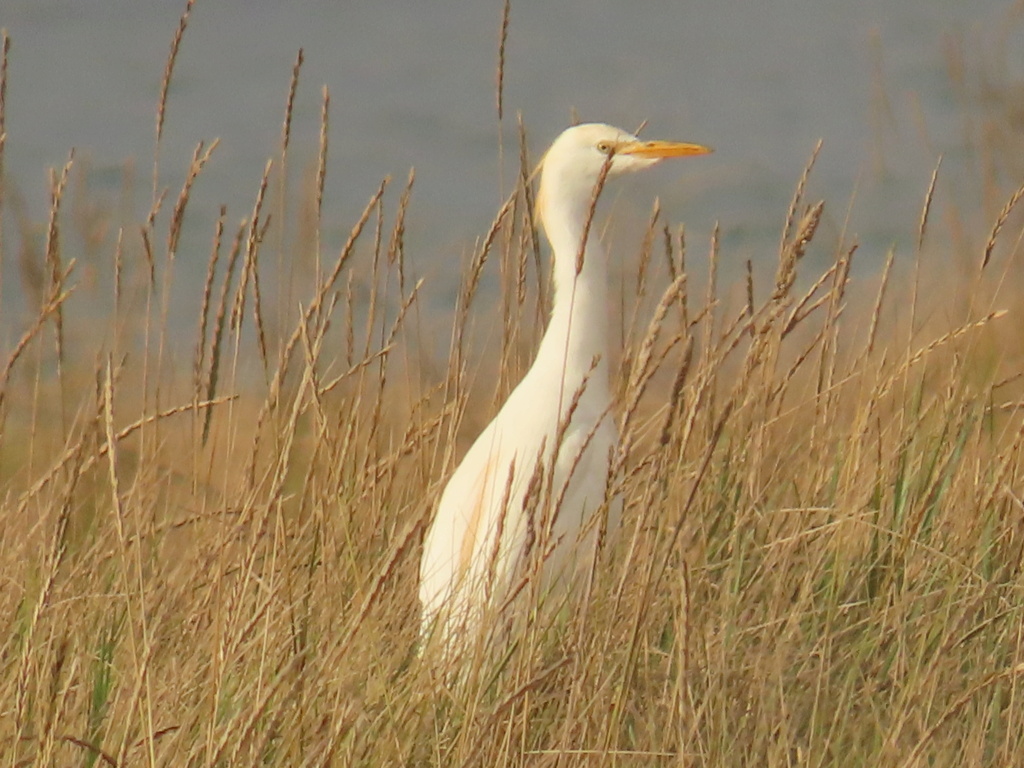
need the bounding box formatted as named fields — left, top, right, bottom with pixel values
left=419, top=123, right=711, bottom=654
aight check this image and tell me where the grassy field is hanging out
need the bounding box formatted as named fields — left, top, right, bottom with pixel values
left=3, top=5, right=1024, bottom=766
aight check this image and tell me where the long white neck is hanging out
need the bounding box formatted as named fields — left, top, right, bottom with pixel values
left=534, top=170, right=611, bottom=400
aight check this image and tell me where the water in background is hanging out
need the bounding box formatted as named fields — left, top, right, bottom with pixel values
left=0, top=0, right=1018, bottom=338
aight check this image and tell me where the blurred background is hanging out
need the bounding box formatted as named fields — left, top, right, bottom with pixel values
left=1, top=0, right=1022, bottom=336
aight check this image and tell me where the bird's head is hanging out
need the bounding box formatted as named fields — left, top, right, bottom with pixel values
left=537, top=123, right=711, bottom=222
left=543, top=122, right=710, bottom=179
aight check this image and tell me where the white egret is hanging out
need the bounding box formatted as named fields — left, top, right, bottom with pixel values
left=420, top=123, right=711, bottom=654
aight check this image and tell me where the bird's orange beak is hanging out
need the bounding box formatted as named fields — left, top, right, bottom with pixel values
left=618, top=140, right=713, bottom=158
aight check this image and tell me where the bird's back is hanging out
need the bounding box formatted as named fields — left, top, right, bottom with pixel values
left=419, top=362, right=617, bottom=649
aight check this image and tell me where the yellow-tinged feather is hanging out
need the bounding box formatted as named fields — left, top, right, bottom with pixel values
left=457, top=448, right=499, bottom=581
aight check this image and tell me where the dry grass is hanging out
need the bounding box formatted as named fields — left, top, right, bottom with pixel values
left=2, top=8, right=1024, bottom=768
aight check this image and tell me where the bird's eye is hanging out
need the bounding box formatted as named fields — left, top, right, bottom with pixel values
left=596, top=141, right=614, bottom=155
